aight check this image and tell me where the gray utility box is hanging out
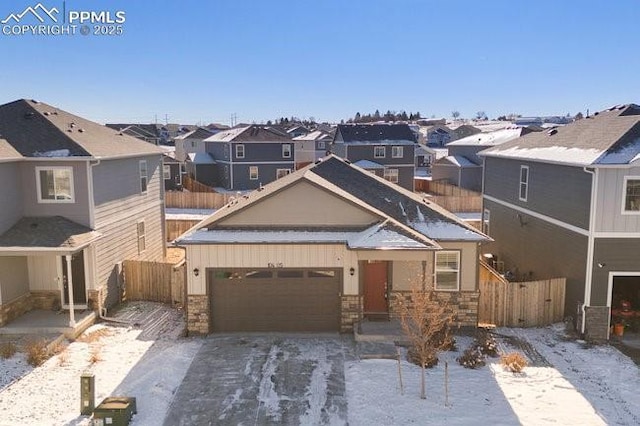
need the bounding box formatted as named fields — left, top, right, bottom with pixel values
left=92, top=397, right=137, bottom=426
left=80, top=374, right=95, bottom=415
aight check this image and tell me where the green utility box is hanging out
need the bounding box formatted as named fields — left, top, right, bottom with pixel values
left=92, top=397, right=137, bottom=426
left=80, top=373, right=95, bottom=415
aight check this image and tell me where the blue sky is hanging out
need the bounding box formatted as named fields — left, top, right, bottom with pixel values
left=1, top=0, right=639, bottom=125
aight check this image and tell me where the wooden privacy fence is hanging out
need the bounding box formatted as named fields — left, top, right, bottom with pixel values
left=421, top=180, right=481, bottom=198
left=123, top=260, right=186, bottom=306
left=415, top=180, right=482, bottom=213
left=165, top=191, right=233, bottom=209
left=166, top=219, right=200, bottom=241
left=478, top=274, right=566, bottom=327
left=182, top=175, right=215, bottom=193
left=429, top=195, right=482, bottom=213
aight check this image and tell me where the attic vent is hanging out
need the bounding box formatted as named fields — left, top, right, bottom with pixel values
left=70, top=122, right=76, bottom=128
left=24, top=112, right=35, bottom=119
left=78, top=128, right=85, bottom=133
left=43, top=112, right=50, bottom=116
left=547, top=128, right=558, bottom=136
left=30, top=99, right=38, bottom=104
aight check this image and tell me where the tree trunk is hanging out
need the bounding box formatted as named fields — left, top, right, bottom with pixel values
left=421, top=363, right=426, bottom=399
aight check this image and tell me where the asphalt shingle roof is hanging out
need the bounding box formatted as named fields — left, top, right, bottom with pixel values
left=0, top=216, right=101, bottom=250
left=335, top=124, right=417, bottom=143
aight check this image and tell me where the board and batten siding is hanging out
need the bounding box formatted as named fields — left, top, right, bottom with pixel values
left=484, top=157, right=591, bottom=229
left=20, top=160, right=91, bottom=228
left=27, top=256, right=59, bottom=291
left=0, top=162, right=23, bottom=234
left=187, top=244, right=358, bottom=295
left=92, top=156, right=165, bottom=306
left=594, top=166, right=640, bottom=233
left=0, top=257, right=29, bottom=303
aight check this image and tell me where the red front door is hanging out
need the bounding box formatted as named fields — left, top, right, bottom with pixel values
left=363, top=261, right=388, bottom=313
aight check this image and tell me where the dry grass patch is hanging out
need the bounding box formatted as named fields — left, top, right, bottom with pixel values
left=25, top=340, right=50, bottom=367
left=0, top=341, right=17, bottom=359
left=88, top=344, right=103, bottom=365
left=77, top=327, right=113, bottom=343
left=57, top=349, right=70, bottom=367
left=501, top=352, right=528, bottom=373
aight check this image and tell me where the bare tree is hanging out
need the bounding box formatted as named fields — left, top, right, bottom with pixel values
left=475, top=111, right=487, bottom=120
left=394, top=280, right=455, bottom=400
left=451, top=111, right=461, bottom=120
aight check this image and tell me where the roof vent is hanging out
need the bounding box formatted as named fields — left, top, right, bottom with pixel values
left=70, top=122, right=76, bottom=128
left=43, top=111, right=50, bottom=116
left=30, top=99, right=38, bottom=104
left=78, top=128, right=85, bottom=133
left=24, top=112, right=35, bottom=119
left=547, top=128, right=558, bottom=136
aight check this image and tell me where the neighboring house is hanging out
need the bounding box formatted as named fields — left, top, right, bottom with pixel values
left=292, top=129, right=332, bottom=168
left=162, top=151, right=182, bottom=191
left=176, top=155, right=489, bottom=334
left=0, top=99, right=166, bottom=328
left=174, top=127, right=215, bottom=164
left=202, top=125, right=295, bottom=190
left=452, top=124, right=481, bottom=140
left=480, top=104, right=640, bottom=340
left=332, top=124, right=417, bottom=191
left=416, top=118, right=447, bottom=126
left=106, top=123, right=161, bottom=145
left=286, top=125, right=310, bottom=138
left=432, top=127, right=535, bottom=192
left=422, top=125, right=455, bottom=147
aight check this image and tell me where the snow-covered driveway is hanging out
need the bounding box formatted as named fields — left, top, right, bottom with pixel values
left=164, top=335, right=354, bottom=426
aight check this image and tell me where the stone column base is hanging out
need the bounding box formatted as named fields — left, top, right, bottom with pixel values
left=341, top=295, right=363, bottom=333
left=584, top=306, right=610, bottom=341
left=187, top=294, right=210, bottom=335
left=389, top=291, right=479, bottom=328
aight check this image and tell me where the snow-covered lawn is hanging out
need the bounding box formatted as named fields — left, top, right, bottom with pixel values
left=1, top=311, right=638, bottom=425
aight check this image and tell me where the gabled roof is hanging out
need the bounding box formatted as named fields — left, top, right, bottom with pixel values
left=292, top=130, right=332, bottom=142
left=335, top=124, right=417, bottom=144
left=0, top=138, right=22, bottom=161
left=179, top=156, right=488, bottom=246
left=204, top=125, right=292, bottom=142
left=174, top=127, right=214, bottom=141
left=436, top=155, right=480, bottom=167
left=187, top=152, right=216, bottom=164
left=447, top=127, right=525, bottom=147
left=352, top=159, right=385, bottom=170
left=0, top=216, right=101, bottom=251
left=106, top=123, right=160, bottom=137
left=0, top=100, right=165, bottom=159
left=481, top=104, right=640, bottom=166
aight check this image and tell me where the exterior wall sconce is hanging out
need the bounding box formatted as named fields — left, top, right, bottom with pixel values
left=597, top=263, right=606, bottom=268
left=193, top=268, right=200, bottom=277
left=349, top=267, right=355, bottom=276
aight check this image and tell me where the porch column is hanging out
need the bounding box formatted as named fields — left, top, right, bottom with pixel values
left=65, top=254, right=76, bottom=327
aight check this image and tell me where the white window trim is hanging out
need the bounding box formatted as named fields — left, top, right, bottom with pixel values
left=163, top=164, right=171, bottom=180
left=383, top=168, right=399, bottom=183
left=139, top=160, right=148, bottom=194
left=519, top=165, right=529, bottom=202
left=621, top=175, right=640, bottom=215
left=483, top=208, right=491, bottom=236
left=137, top=220, right=146, bottom=254
left=392, top=146, right=403, bottom=158
left=317, top=141, right=325, bottom=150
left=282, top=143, right=292, bottom=158
left=35, top=166, right=75, bottom=203
left=435, top=251, right=461, bottom=291
left=249, top=166, right=259, bottom=180
left=374, top=146, right=385, bottom=158
left=236, top=144, right=245, bottom=159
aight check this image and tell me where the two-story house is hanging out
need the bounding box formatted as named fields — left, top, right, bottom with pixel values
left=202, top=125, right=295, bottom=190
left=0, top=99, right=166, bottom=329
left=292, top=129, right=333, bottom=168
left=331, top=124, right=417, bottom=191
left=480, top=104, right=640, bottom=340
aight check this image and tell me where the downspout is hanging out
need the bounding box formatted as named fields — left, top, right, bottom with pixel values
left=581, top=166, right=597, bottom=335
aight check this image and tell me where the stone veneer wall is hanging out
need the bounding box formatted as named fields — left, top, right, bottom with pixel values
left=389, top=291, right=479, bottom=327
left=87, top=289, right=107, bottom=312
left=187, top=294, right=210, bottom=335
left=0, top=291, right=61, bottom=327
left=341, top=295, right=363, bottom=333
left=584, top=305, right=610, bottom=341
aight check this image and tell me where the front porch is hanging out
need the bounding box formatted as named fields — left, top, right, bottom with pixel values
left=0, top=308, right=96, bottom=339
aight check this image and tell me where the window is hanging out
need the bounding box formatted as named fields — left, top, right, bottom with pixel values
left=435, top=251, right=460, bottom=291
left=139, top=160, right=148, bottom=193
left=190, top=140, right=197, bottom=148
left=483, top=208, right=491, bottom=235
left=623, top=177, right=640, bottom=213
left=276, top=168, right=291, bottom=179
left=519, top=165, right=529, bottom=201
left=392, top=146, right=403, bottom=158
left=282, top=143, right=292, bottom=158
left=245, top=270, right=273, bottom=279
left=374, top=146, right=385, bottom=158
left=384, top=168, right=399, bottom=183
left=308, top=270, right=336, bottom=278
left=163, top=165, right=171, bottom=180
left=249, top=166, right=259, bottom=180
left=137, top=221, right=146, bottom=254
left=317, top=141, right=325, bottom=150
left=236, top=144, right=245, bottom=159
left=180, top=163, right=186, bottom=174
left=36, top=167, right=74, bottom=203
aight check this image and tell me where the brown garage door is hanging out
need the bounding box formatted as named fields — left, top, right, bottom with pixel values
left=208, top=268, right=342, bottom=332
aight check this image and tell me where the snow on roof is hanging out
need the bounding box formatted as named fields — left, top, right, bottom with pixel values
left=203, top=126, right=249, bottom=142
left=353, top=159, right=385, bottom=169
left=165, top=208, right=215, bottom=221
left=32, top=149, right=70, bottom=157
left=441, top=155, right=479, bottom=167
left=292, top=130, right=331, bottom=141
left=594, top=137, right=640, bottom=165
left=447, top=128, right=523, bottom=147
left=485, top=145, right=602, bottom=166
left=409, top=220, right=486, bottom=241
left=187, top=152, right=216, bottom=164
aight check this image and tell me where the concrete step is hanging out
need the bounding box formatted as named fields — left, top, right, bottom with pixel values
left=356, top=341, right=399, bottom=360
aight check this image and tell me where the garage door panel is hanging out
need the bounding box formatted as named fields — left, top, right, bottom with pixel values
left=208, top=268, right=341, bottom=332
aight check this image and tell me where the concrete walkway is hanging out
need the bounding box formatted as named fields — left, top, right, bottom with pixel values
left=164, top=334, right=355, bottom=426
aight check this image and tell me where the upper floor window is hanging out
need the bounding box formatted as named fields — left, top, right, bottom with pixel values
left=163, top=165, right=171, bottom=180
left=383, top=168, right=399, bottom=183
left=139, top=160, right=148, bottom=193
left=36, top=167, right=74, bottom=203
left=623, top=176, right=640, bottom=214
left=483, top=208, right=491, bottom=235
left=519, top=165, right=529, bottom=201
left=317, top=141, right=325, bottom=150
left=276, top=168, right=291, bottom=179
left=435, top=251, right=460, bottom=291
left=249, top=166, right=259, bottom=180
left=374, top=146, right=385, bottom=158
left=137, top=221, right=146, bottom=254
left=391, top=146, right=403, bottom=158
left=190, top=140, right=197, bottom=148
left=282, top=143, right=292, bottom=158
left=236, top=144, right=245, bottom=159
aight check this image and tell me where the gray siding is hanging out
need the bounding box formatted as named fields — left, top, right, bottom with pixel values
left=460, top=167, right=483, bottom=192
left=231, top=163, right=294, bottom=190
left=484, top=157, right=591, bottom=229
left=345, top=144, right=416, bottom=166
left=0, top=162, right=23, bottom=234
left=0, top=256, right=29, bottom=303
left=231, top=142, right=294, bottom=162
left=206, top=141, right=230, bottom=162
left=483, top=199, right=588, bottom=315
left=448, top=145, right=483, bottom=164
left=591, top=238, right=640, bottom=305
left=331, top=143, right=347, bottom=158
left=432, top=164, right=460, bottom=186
left=92, top=155, right=165, bottom=307
left=396, top=166, right=415, bottom=191
left=595, top=166, right=640, bottom=233
left=20, top=160, right=91, bottom=227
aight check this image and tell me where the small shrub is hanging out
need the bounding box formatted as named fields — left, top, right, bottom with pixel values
left=407, top=347, right=439, bottom=368
left=25, top=340, right=50, bottom=367
left=57, top=349, right=70, bottom=367
left=88, top=345, right=103, bottom=364
left=501, top=352, right=528, bottom=373
left=477, top=331, right=499, bottom=357
left=0, top=341, right=17, bottom=359
left=77, top=328, right=112, bottom=343
left=457, top=346, right=486, bottom=369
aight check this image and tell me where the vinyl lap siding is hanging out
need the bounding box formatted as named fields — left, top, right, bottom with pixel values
left=595, top=167, right=640, bottom=232
left=0, top=162, right=23, bottom=234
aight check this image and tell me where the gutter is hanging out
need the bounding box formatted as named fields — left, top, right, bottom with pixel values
left=581, top=166, right=597, bottom=335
